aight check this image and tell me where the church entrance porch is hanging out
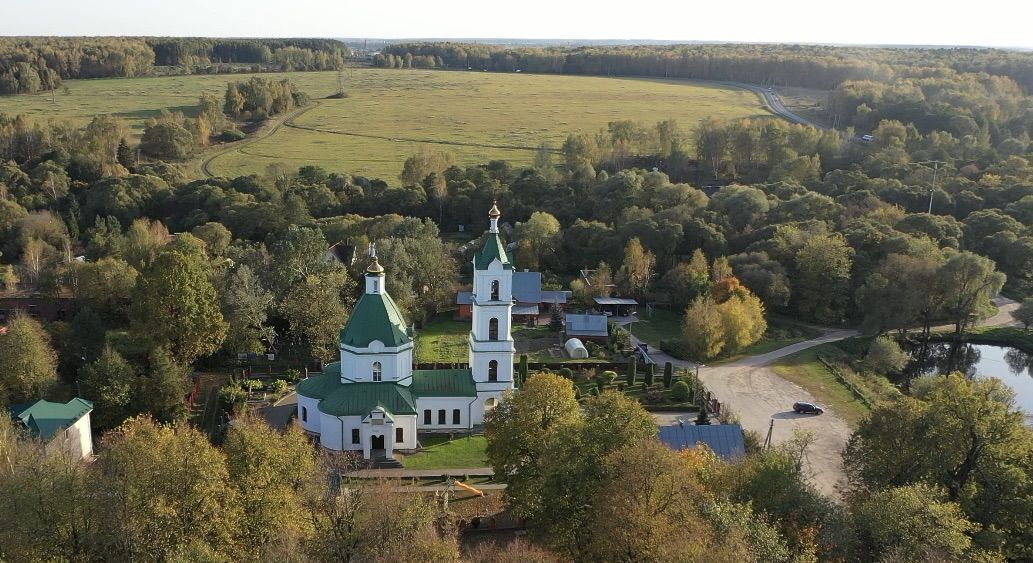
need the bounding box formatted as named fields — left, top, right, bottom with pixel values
left=370, top=434, right=386, bottom=459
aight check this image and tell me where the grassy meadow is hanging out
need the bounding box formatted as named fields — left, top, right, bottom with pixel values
left=0, top=68, right=771, bottom=180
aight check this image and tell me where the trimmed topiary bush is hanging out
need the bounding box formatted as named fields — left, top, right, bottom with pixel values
left=628, top=356, right=637, bottom=386
left=663, top=362, right=673, bottom=389
left=671, top=380, right=691, bottom=402
left=559, top=367, right=574, bottom=380
left=645, top=363, right=655, bottom=386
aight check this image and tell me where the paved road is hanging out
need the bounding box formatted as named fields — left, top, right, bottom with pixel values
left=261, top=392, right=298, bottom=431
left=723, top=81, right=827, bottom=129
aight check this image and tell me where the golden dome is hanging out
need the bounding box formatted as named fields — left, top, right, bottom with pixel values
left=366, top=257, right=384, bottom=274
left=488, top=201, right=501, bottom=218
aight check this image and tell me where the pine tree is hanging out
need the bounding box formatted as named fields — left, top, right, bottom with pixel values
left=116, top=138, right=134, bottom=169
left=549, top=305, right=563, bottom=331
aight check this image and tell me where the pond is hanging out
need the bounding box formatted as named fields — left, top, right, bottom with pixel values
left=907, top=343, right=1033, bottom=424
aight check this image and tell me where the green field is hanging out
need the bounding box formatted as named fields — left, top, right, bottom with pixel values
left=0, top=68, right=770, bottom=180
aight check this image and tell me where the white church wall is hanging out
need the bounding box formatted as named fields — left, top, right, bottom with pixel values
left=318, top=414, right=365, bottom=451
left=340, top=344, right=413, bottom=384
left=415, top=397, right=478, bottom=429
left=298, top=394, right=322, bottom=434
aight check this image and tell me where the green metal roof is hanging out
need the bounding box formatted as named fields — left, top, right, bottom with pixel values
left=474, top=233, right=512, bottom=270
left=411, top=369, right=478, bottom=397
left=296, top=368, right=343, bottom=400
left=12, top=398, right=93, bottom=440
left=318, top=383, right=417, bottom=417
left=339, top=291, right=411, bottom=348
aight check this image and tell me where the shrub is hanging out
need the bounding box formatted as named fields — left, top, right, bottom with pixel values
left=518, top=354, right=529, bottom=384
left=599, top=370, right=617, bottom=385
left=645, top=363, right=655, bottom=386
left=617, top=383, right=625, bottom=391
left=218, top=129, right=246, bottom=142
left=269, top=379, right=289, bottom=395
left=671, top=381, right=691, bottom=402
left=643, top=389, right=667, bottom=404
left=663, top=362, right=673, bottom=388
left=628, top=356, right=637, bottom=386
left=284, top=368, right=302, bottom=383
left=559, top=368, right=574, bottom=380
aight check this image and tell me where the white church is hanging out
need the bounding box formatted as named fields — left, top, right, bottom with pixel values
left=297, top=204, right=515, bottom=459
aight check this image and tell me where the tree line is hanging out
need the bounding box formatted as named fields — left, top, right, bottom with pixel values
left=381, top=42, right=1033, bottom=92
left=0, top=37, right=347, bottom=95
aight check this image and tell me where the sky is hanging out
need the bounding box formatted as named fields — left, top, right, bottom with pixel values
left=2, top=0, right=1032, bottom=49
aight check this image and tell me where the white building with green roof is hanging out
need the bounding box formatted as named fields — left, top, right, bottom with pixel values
left=296, top=205, right=515, bottom=460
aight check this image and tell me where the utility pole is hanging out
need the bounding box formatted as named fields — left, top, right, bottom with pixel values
left=925, top=160, right=945, bottom=214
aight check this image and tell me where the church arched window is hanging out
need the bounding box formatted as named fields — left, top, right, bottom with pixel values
left=372, top=361, right=382, bottom=382
left=490, top=279, right=500, bottom=300
left=489, top=318, right=499, bottom=340
left=488, top=360, right=498, bottom=382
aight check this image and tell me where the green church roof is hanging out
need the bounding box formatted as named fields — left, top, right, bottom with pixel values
left=474, top=232, right=512, bottom=270
left=12, top=398, right=93, bottom=440
left=319, top=383, right=417, bottom=417
left=339, top=291, right=411, bottom=348
left=296, top=366, right=343, bottom=400
left=411, top=369, right=478, bottom=397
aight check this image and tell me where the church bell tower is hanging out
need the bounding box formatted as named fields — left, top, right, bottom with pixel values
left=468, top=203, right=515, bottom=389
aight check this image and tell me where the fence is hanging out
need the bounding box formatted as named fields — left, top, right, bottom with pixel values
left=817, top=355, right=874, bottom=409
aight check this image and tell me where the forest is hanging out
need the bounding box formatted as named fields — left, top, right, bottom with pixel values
left=0, top=37, right=347, bottom=94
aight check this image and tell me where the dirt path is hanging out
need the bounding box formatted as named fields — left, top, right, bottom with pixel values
left=200, top=100, right=322, bottom=178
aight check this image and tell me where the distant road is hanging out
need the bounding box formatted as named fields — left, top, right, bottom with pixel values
left=722, top=81, right=828, bottom=129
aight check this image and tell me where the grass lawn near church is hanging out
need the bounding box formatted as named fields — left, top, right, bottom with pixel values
left=402, top=435, right=490, bottom=469
left=415, top=313, right=469, bottom=364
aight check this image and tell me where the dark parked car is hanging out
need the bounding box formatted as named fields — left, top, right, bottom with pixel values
left=793, top=401, right=824, bottom=415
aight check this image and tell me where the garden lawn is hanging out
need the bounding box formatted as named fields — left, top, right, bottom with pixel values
left=627, top=308, right=683, bottom=346
left=415, top=313, right=469, bottom=364
left=403, top=435, right=489, bottom=469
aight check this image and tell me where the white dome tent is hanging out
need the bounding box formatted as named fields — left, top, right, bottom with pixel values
left=564, top=338, right=589, bottom=359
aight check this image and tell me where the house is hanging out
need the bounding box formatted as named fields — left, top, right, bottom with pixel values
left=456, top=270, right=568, bottom=323
left=594, top=296, right=639, bottom=317
left=10, top=398, right=94, bottom=460
left=658, top=422, right=746, bottom=461
left=0, top=291, right=77, bottom=323
left=564, top=313, right=609, bottom=342
left=297, top=204, right=515, bottom=460
left=325, top=241, right=357, bottom=267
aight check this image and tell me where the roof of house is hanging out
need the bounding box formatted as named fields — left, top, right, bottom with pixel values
left=339, top=291, right=411, bottom=348
left=658, top=423, right=746, bottom=461
left=326, top=242, right=356, bottom=264
left=512, top=303, right=540, bottom=316
left=319, top=382, right=417, bottom=417
left=565, top=313, right=609, bottom=337
left=456, top=291, right=473, bottom=305
left=541, top=290, right=569, bottom=305
left=512, top=271, right=541, bottom=303
left=594, top=297, right=639, bottom=306
left=474, top=232, right=512, bottom=270
left=410, top=369, right=478, bottom=397
left=11, top=398, right=93, bottom=441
